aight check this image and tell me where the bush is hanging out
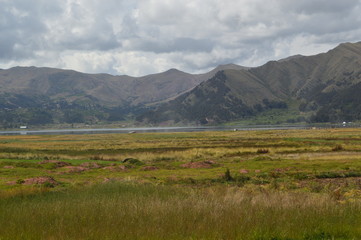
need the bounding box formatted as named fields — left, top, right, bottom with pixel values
left=293, top=172, right=309, bottom=180
left=223, top=168, right=234, bottom=181
left=122, top=158, right=144, bottom=166
left=315, top=172, right=343, bottom=179
left=332, top=145, right=344, bottom=151
left=253, top=156, right=273, bottom=161
left=91, top=155, right=104, bottom=160
left=344, top=171, right=361, bottom=178
left=16, top=179, right=25, bottom=184
left=43, top=182, right=56, bottom=188
left=257, top=149, right=270, bottom=154
left=234, top=175, right=250, bottom=186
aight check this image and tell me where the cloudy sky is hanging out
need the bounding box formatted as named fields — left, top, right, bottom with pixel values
left=1, top=0, right=361, bottom=76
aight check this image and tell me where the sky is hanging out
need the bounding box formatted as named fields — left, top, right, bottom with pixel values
left=1, top=0, right=361, bottom=76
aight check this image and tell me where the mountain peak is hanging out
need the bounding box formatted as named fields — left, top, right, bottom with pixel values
left=277, top=54, right=304, bottom=62
left=213, top=63, right=248, bottom=72
left=331, top=41, right=361, bottom=54
left=165, top=68, right=182, bottom=73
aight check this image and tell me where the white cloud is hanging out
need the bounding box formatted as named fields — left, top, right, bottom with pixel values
left=1, top=0, right=361, bottom=76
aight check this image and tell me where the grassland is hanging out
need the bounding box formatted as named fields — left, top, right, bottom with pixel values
left=1, top=128, right=361, bottom=239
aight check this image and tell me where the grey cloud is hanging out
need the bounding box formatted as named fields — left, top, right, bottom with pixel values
left=127, top=37, right=214, bottom=53
left=1, top=0, right=361, bottom=76
left=0, top=1, right=50, bottom=60
left=283, top=0, right=360, bottom=14
left=0, top=0, right=68, bottom=62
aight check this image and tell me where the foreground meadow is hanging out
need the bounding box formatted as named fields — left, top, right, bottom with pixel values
left=1, top=128, right=361, bottom=239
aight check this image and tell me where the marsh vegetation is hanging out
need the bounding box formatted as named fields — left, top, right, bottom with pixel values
left=1, top=128, right=361, bottom=239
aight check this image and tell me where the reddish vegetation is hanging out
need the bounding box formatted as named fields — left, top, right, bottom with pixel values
left=3, top=166, right=14, bottom=169
left=61, top=166, right=88, bottom=173
left=181, top=160, right=216, bottom=169
left=80, top=162, right=101, bottom=169
left=272, top=167, right=297, bottom=173
left=141, top=166, right=159, bottom=171
left=38, top=160, right=71, bottom=168
left=23, top=176, right=58, bottom=185
left=239, top=169, right=249, bottom=174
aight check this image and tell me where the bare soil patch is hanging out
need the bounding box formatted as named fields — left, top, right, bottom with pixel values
left=181, top=160, right=216, bottom=169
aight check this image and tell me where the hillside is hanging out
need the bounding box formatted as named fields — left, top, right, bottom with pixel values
left=2, top=41, right=361, bottom=127
left=139, top=41, right=361, bottom=124
left=0, top=64, right=243, bottom=127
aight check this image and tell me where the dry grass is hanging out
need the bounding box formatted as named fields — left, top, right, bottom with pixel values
left=0, top=183, right=360, bottom=240
left=1, top=129, right=361, bottom=239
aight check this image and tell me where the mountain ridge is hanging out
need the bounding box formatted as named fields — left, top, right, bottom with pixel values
left=1, top=41, right=361, bottom=126
left=139, top=41, right=361, bottom=124
left=0, top=63, right=247, bottom=126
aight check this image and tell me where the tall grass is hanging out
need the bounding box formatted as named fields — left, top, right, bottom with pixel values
left=1, top=183, right=360, bottom=240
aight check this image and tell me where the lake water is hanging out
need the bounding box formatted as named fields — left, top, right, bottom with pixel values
left=0, top=124, right=338, bottom=135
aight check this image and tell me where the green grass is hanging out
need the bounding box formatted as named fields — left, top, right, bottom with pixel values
left=0, top=183, right=360, bottom=240
left=1, top=129, right=361, bottom=238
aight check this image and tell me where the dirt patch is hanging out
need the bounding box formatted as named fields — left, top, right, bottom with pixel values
left=61, top=166, right=88, bottom=173
left=38, top=160, right=71, bottom=168
left=3, top=166, right=14, bottom=169
left=141, top=166, right=159, bottom=171
left=23, top=176, right=59, bottom=186
left=80, top=162, right=102, bottom=169
left=181, top=160, right=216, bottom=169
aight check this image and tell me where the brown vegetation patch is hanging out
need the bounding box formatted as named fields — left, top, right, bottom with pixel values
left=80, top=162, right=101, bottom=169
left=23, top=176, right=58, bottom=185
left=61, top=166, right=88, bottom=173
left=38, top=160, right=71, bottom=168
left=315, top=177, right=361, bottom=186
left=299, top=177, right=361, bottom=190
left=181, top=160, right=216, bottom=169
left=272, top=167, right=297, bottom=173
left=3, top=166, right=14, bottom=169
left=141, top=166, right=159, bottom=171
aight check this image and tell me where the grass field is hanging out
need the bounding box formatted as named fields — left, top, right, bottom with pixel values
left=1, top=128, right=361, bottom=239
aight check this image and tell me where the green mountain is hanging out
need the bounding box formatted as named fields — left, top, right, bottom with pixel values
left=2, top=41, right=361, bottom=127
left=0, top=64, right=243, bottom=127
left=139, top=41, right=361, bottom=125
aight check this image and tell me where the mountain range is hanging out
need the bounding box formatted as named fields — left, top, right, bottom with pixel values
left=1, top=41, right=361, bottom=127
left=139, top=41, right=361, bottom=125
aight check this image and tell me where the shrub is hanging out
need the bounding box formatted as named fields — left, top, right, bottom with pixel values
left=234, top=175, right=250, bottom=186
left=91, top=155, right=104, bottom=160
left=16, top=179, right=25, bottom=184
left=315, top=172, right=344, bottom=179
left=43, top=182, right=55, bottom=188
left=223, top=168, right=234, bottom=181
left=153, top=157, right=175, bottom=162
left=122, top=158, right=144, bottom=166
left=332, top=145, right=344, bottom=151
left=293, top=172, right=309, bottom=180
left=257, top=148, right=269, bottom=154
left=344, top=171, right=361, bottom=178
left=253, top=156, right=273, bottom=161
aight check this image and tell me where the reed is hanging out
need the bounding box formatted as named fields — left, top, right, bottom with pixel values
left=0, top=183, right=360, bottom=240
